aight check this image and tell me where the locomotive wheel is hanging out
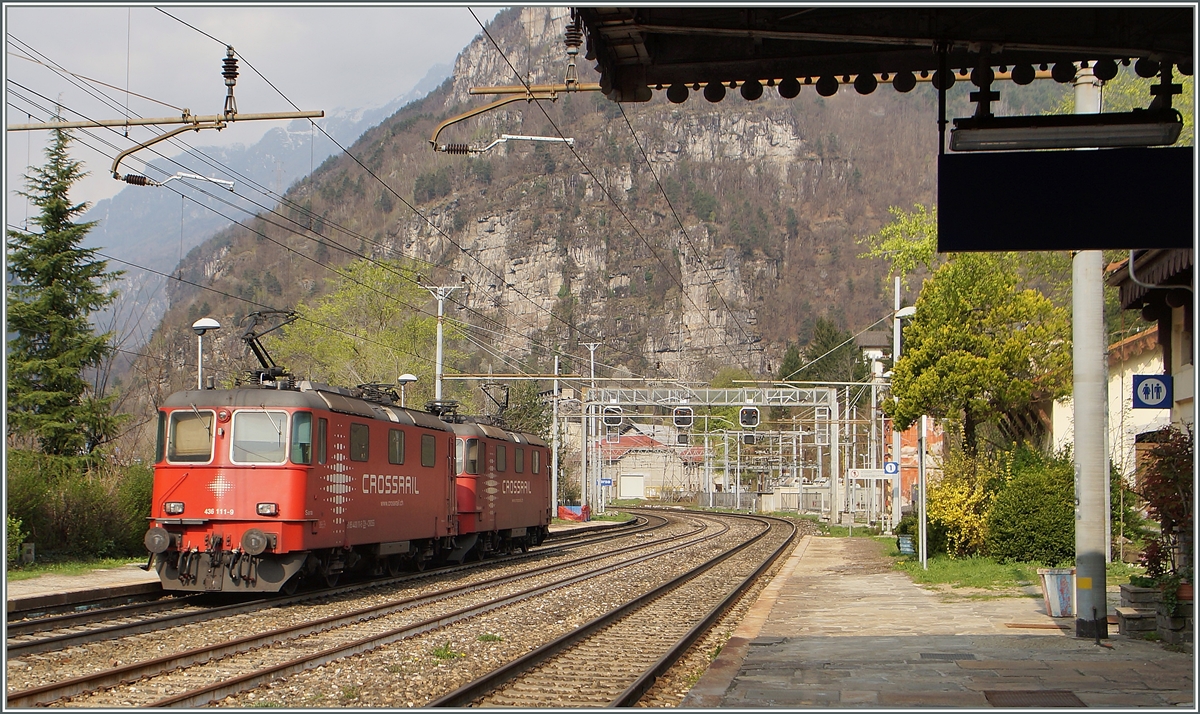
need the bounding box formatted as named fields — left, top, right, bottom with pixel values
left=324, top=571, right=340, bottom=588
left=281, top=575, right=300, bottom=596
left=519, top=539, right=530, bottom=553
left=472, top=544, right=486, bottom=562
left=387, top=555, right=403, bottom=577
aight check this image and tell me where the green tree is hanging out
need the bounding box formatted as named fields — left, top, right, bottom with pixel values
left=502, top=380, right=551, bottom=439
left=6, top=127, right=124, bottom=455
left=785, top=317, right=868, bottom=385
left=885, top=253, right=1070, bottom=451
left=856, top=203, right=941, bottom=288
left=266, top=259, right=455, bottom=401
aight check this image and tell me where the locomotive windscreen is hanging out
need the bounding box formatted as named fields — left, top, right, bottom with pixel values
left=231, top=410, right=288, bottom=463
left=167, top=410, right=214, bottom=462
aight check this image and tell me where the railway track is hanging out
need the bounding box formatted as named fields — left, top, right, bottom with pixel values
left=431, top=513, right=796, bottom=707
left=7, top=511, right=702, bottom=707
left=5, top=515, right=654, bottom=660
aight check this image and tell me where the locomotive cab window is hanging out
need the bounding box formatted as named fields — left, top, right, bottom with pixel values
left=389, top=429, right=405, bottom=465
left=421, top=434, right=437, bottom=468
left=459, top=438, right=481, bottom=474
left=532, top=449, right=541, bottom=474
left=514, top=447, right=524, bottom=473
left=155, top=411, right=167, bottom=463
left=350, top=423, right=370, bottom=462
left=291, top=412, right=313, bottom=465
left=317, top=418, right=328, bottom=464
left=496, top=444, right=506, bottom=472
left=167, top=409, right=214, bottom=463
left=231, top=410, right=289, bottom=464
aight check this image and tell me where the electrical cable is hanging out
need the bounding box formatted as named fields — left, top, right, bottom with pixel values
left=466, top=8, right=752, bottom=374
left=616, top=102, right=757, bottom=348
left=148, top=11, right=663, bottom=378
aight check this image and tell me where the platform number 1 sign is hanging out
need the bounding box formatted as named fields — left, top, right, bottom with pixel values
left=1132, top=375, right=1172, bottom=409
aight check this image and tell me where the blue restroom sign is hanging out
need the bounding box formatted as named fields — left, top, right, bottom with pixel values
left=1132, top=375, right=1172, bottom=409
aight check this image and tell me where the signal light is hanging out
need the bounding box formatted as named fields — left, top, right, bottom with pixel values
left=673, top=406, right=693, bottom=428
left=739, top=406, right=760, bottom=429
left=257, top=503, right=279, bottom=517
left=602, top=406, right=623, bottom=427
left=164, top=502, right=184, bottom=515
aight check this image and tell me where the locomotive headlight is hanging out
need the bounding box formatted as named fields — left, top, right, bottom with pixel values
left=164, top=501, right=185, bottom=515
left=256, top=502, right=279, bottom=517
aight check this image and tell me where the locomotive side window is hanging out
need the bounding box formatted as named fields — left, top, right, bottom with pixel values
left=155, top=411, right=167, bottom=463
left=496, top=444, right=506, bottom=472
left=317, top=418, right=327, bottom=464
left=350, top=423, right=370, bottom=462
left=231, top=410, right=289, bottom=464
left=167, top=410, right=214, bottom=463
left=389, top=429, right=405, bottom=465
left=462, top=439, right=481, bottom=474
left=421, top=434, right=437, bottom=467
left=532, top=449, right=541, bottom=474
left=514, top=447, right=524, bottom=473
left=291, top=412, right=313, bottom=465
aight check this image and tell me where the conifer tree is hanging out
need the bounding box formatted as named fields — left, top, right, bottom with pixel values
left=7, top=126, right=124, bottom=455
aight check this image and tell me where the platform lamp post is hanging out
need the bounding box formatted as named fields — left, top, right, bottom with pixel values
left=891, top=292, right=917, bottom=532
left=191, top=318, right=220, bottom=390
left=396, top=373, right=417, bottom=408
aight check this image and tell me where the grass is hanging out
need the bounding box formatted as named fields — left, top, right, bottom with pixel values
left=432, top=641, right=462, bottom=660
left=6, top=556, right=145, bottom=581
left=821, top=524, right=885, bottom=538
left=1105, top=560, right=1146, bottom=586
left=477, top=633, right=502, bottom=642
left=896, top=555, right=1041, bottom=590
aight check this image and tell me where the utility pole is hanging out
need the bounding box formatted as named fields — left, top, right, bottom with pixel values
left=424, top=284, right=463, bottom=403
left=583, top=342, right=600, bottom=514
left=552, top=355, right=560, bottom=516
left=892, top=276, right=903, bottom=531
left=1072, top=63, right=1111, bottom=640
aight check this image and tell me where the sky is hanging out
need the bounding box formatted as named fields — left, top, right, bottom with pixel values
left=4, top=4, right=501, bottom=221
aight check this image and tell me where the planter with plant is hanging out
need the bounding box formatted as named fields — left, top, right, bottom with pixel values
left=1134, top=425, right=1193, bottom=645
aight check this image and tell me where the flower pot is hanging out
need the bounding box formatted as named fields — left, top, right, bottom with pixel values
left=1177, top=582, right=1193, bottom=602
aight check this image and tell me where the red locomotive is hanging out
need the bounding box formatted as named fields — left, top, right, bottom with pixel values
left=143, top=314, right=551, bottom=593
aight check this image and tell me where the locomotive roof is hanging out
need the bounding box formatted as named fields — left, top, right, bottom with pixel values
left=450, top=421, right=548, bottom=447
left=161, top=384, right=452, bottom=432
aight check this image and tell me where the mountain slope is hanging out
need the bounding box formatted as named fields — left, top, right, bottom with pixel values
left=129, top=6, right=957, bottom=435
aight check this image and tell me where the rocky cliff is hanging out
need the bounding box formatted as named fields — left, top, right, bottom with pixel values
left=136, top=6, right=953, bottom=417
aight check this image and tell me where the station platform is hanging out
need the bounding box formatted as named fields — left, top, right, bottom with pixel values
left=683, top=535, right=1194, bottom=708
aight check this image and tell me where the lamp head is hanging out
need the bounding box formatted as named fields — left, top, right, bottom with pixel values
left=396, top=373, right=418, bottom=386
left=192, top=317, right=221, bottom=336
left=895, top=306, right=917, bottom=319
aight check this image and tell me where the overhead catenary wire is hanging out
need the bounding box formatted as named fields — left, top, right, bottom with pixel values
left=150, top=10, right=661, bottom=380
left=10, top=88, right=616, bottom=386
left=616, top=101, right=758, bottom=349
left=465, top=8, right=753, bottom=376
left=6, top=51, right=186, bottom=112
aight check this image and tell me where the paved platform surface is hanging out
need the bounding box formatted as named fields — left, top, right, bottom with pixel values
left=684, top=536, right=1194, bottom=708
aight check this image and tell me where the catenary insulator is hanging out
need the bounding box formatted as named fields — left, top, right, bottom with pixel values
left=223, top=46, right=239, bottom=117
left=123, top=173, right=151, bottom=186
left=222, top=46, right=239, bottom=86
left=442, top=144, right=470, bottom=155
left=564, top=19, right=583, bottom=52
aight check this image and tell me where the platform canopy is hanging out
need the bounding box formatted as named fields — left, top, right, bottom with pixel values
left=575, top=7, right=1194, bottom=102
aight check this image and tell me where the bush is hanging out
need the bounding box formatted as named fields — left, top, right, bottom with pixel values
left=7, top=515, right=28, bottom=568
left=5, top=450, right=153, bottom=558
left=925, top=449, right=1007, bottom=558
left=984, top=449, right=1075, bottom=565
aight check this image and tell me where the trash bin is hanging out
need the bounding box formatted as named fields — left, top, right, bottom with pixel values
left=1038, top=567, right=1075, bottom=617
left=897, top=535, right=915, bottom=555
